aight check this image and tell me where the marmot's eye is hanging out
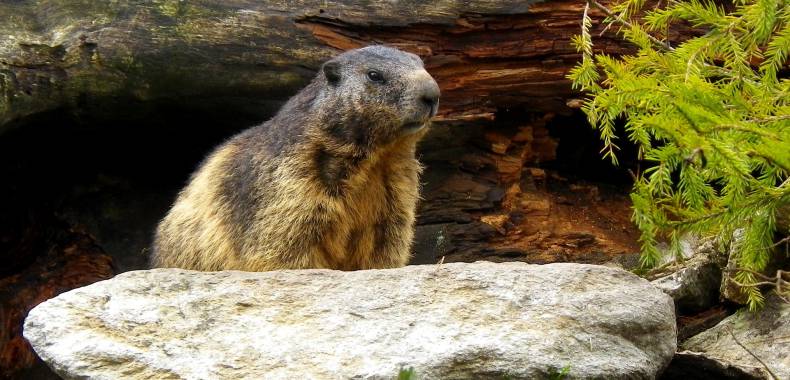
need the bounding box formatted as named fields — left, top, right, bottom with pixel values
left=367, top=70, right=384, bottom=83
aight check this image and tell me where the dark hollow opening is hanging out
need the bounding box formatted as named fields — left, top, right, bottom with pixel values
left=1, top=101, right=648, bottom=380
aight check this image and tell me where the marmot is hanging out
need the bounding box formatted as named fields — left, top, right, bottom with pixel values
left=151, top=46, right=440, bottom=271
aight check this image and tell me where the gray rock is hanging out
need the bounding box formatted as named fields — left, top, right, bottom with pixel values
left=24, top=262, right=677, bottom=380
left=681, top=293, right=790, bottom=380
left=720, top=238, right=785, bottom=306
left=656, top=235, right=705, bottom=266
left=652, top=240, right=725, bottom=314
left=660, top=351, right=767, bottom=379
left=720, top=229, right=751, bottom=305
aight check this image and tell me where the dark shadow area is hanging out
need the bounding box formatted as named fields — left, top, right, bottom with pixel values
left=494, top=107, right=641, bottom=183
left=0, top=102, right=276, bottom=379
left=0, top=101, right=270, bottom=272
left=1, top=102, right=646, bottom=379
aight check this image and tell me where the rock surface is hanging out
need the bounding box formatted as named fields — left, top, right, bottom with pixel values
left=681, top=293, right=789, bottom=380
left=660, top=351, right=767, bottom=380
left=651, top=239, right=725, bottom=315
left=24, top=262, right=676, bottom=380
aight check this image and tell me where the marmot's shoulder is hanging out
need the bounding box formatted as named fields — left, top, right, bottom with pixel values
left=235, top=80, right=322, bottom=157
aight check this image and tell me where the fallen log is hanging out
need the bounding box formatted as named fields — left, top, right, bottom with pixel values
left=0, top=0, right=638, bottom=131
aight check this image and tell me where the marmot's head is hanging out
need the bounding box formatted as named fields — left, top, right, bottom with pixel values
left=316, top=46, right=440, bottom=153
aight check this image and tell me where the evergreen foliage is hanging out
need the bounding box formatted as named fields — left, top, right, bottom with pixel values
left=570, top=0, right=790, bottom=309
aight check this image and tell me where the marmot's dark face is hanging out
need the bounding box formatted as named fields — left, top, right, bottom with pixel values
left=318, top=46, right=440, bottom=152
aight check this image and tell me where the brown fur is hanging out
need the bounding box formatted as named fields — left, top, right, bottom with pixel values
left=151, top=46, right=439, bottom=271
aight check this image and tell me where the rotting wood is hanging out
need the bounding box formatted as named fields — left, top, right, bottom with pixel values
left=0, top=214, right=114, bottom=378
left=0, top=0, right=642, bottom=130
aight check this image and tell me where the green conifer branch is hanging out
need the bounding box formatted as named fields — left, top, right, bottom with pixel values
left=569, top=0, right=790, bottom=308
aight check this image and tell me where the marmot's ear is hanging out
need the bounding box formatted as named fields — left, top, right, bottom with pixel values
left=323, top=61, right=341, bottom=85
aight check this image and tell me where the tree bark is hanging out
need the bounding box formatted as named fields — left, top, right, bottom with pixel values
left=0, top=0, right=633, bottom=131
left=0, top=213, right=114, bottom=379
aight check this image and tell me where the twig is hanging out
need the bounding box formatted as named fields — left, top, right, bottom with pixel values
left=729, top=279, right=782, bottom=287
left=586, top=0, right=675, bottom=51
left=626, top=168, right=639, bottom=182
left=725, top=269, right=790, bottom=303
left=644, top=259, right=685, bottom=280
left=726, top=327, right=780, bottom=380
left=725, top=268, right=789, bottom=280
left=581, top=1, right=593, bottom=56
left=748, top=114, right=790, bottom=123
left=433, top=255, right=446, bottom=273
left=765, top=236, right=790, bottom=250
left=586, top=0, right=776, bottom=94
left=599, top=20, right=616, bottom=36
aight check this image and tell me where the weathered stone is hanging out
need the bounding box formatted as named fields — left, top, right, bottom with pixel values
left=24, top=262, right=677, bottom=380
left=660, top=351, right=766, bottom=380
left=681, top=293, right=790, bottom=380
left=656, top=235, right=706, bottom=265
left=651, top=239, right=726, bottom=315
left=720, top=230, right=787, bottom=305
left=720, top=230, right=752, bottom=305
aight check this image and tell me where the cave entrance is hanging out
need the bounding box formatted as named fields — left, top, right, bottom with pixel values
left=413, top=108, right=642, bottom=267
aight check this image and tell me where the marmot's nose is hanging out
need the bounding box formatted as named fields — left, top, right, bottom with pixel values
left=420, top=79, right=441, bottom=117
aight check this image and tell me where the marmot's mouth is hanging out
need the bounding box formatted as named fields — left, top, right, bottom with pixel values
left=402, top=121, right=427, bottom=134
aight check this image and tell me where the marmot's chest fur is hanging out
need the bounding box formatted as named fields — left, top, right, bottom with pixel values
left=300, top=139, right=423, bottom=270
left=151, top=46, right=439, bottom=272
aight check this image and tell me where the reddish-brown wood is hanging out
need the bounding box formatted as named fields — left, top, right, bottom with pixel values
left=0, top=215, right=114, bottom=379
left=412, top=114, right=641, bottom=266
left=0, top=0, right=645, bottom=130
left=296, top=0, right=632, bottom=119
